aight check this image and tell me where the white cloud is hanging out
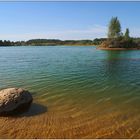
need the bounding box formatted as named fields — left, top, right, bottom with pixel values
left=1, top=25, right=140, bottom=41
left=0, top=24, right=107, bottom=41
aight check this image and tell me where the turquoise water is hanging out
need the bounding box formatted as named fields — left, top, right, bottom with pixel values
left=0, top=46, right=140, bottom=138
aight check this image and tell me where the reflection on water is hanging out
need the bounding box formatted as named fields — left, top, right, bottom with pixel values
left=105, top=50, right=122, bottom=60
left=105, top=51, right=122, bottom=80
left=0, top=46, right=140, bottom=138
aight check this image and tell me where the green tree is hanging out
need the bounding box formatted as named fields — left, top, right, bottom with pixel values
left=124, top=28, right=130, bottom=39
left=108, top=17, right=121, bottom=38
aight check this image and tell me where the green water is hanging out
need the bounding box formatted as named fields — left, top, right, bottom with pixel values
left=1, top=46, right=140, bottom=138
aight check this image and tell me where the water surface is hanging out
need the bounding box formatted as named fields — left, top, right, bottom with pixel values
left=0, top=46, right=140, bottom=138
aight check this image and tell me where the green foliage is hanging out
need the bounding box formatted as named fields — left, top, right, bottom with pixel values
left=108, top=17, right=121, bottom=38
left=124, top=28, right=130, bottom=39
left=93, top=38, right=107, bottom=45
left=0, top=40, right=14, bottom=46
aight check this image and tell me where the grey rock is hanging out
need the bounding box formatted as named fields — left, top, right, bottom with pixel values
left=0, top=88, right=33, bottom=115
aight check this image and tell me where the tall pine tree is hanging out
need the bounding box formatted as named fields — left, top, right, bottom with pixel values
left=108, top=17, right=121, bottom=38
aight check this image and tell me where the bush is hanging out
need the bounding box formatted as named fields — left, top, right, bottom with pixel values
left=99, top=37, right=137, bottom=48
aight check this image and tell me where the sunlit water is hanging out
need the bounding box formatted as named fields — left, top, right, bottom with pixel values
left=0, top=46, right=140, bottom=138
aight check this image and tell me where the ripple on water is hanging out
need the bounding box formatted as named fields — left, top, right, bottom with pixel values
left=0, top=46, right=140, bottom=138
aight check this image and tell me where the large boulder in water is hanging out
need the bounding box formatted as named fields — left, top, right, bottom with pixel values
left=0, top=88, right=33, bottom=115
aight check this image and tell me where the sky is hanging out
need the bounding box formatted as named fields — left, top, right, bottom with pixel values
left=0, top=2, right=140, bottom=41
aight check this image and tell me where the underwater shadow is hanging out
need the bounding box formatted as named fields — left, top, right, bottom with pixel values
left=20, top=102, right=48, bottom=117
left=7, top=103, right=48, bottom=118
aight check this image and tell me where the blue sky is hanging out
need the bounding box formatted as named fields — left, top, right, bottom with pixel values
left=0, top=2, right=140, bottom=41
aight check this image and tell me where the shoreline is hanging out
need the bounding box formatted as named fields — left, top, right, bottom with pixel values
left=97, top=47, right=140, bottom=50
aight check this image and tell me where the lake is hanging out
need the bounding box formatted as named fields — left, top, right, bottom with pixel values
left=0, top=46, right=140, bottom=138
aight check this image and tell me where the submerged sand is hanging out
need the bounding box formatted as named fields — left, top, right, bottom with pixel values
left=0, top=100, right=140, bottom=139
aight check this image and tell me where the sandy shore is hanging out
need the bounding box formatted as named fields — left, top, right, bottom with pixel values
left=97, top=47, right=140, bottom=50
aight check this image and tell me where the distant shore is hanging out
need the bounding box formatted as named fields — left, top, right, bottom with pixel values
left=0, top=44, right=98, bottom=47
left=0, top=39, right=105, bottom=46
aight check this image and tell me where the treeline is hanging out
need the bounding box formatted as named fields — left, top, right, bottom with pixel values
left=0, top=38, right=107, bottom=46
left=0, top=40, right=15, bottom=46
left=133, top=38, right=140, bottom=47
left=100, top=17, right=140, bottom=49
